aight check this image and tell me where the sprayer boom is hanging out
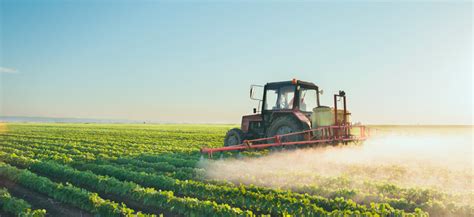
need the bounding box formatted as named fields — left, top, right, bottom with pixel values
left=201, top=125, right=367, bottom=157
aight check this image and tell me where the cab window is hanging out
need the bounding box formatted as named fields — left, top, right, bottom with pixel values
left=264, top=86, right=295, bottom=110
left=299, top=88, right=318, bottom=112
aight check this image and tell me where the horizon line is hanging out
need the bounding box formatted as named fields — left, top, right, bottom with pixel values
left=0, top=115, right=472, bottom=126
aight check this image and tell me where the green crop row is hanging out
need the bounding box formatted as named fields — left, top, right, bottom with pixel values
left=0, top=188, right=46, bottom=217
left=1, top=150, right=429, bottom=217
left=108, top=157, right=203, bottom=180
left=1, top=123, right=466, bottom=217
left=0, top=138, right=459, bottom=217
left=135, top=154, right=198, bottom=168
left=70, top=159, right=426, bottom=216
left=0, top=162, right=150, bottom=217
left=0, top=143, right=415, bottom=216
left=0, top=140, right=432, bottom=216
left=1, top=125, right=223, bottom=154
left=0, top=154, right=255, bottom=217
left=0, top=139, right=203, bottom=181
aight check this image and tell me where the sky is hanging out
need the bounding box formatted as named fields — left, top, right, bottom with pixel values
left=0, top=1, right=472, bottom=124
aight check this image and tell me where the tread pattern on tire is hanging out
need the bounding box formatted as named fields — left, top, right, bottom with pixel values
left=224, top=128, right=245, bottom=146
left=267, top=116, right=307, bottom=142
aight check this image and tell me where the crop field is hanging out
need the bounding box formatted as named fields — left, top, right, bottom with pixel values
left=0, top=123, right=472, bottom=217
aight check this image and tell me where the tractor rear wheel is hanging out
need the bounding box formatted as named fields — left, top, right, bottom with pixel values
left=224, top=128, right=245, bottom=146
left=267, top=116, right=307, bottom=143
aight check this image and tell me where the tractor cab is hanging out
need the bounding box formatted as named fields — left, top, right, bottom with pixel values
left=261, top=79, right=320, bottom=114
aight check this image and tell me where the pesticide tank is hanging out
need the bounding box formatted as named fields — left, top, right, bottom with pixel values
left=312, top=106, right=350, bottom=128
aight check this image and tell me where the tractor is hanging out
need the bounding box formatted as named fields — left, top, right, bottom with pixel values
left=201, top=79, right=366, bottom=156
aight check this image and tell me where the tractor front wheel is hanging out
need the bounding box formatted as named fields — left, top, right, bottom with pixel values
left=224, top=128, right=245, bottom=146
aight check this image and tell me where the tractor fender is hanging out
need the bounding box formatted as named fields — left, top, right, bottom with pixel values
left=292, top=111, right=312, bottom=129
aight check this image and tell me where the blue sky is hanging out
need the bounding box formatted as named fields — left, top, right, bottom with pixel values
left=0, top=1, right=472, bottom=124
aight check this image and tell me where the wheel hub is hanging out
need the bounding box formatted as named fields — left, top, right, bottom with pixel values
left=228, top=135, right=239, bottom=146
left=276, top=126, right=293, bottom=135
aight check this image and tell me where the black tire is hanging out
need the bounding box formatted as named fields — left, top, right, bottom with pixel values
left=224, top=128, right=245, bottom=146
left=267, top=116, right=307, bottom=142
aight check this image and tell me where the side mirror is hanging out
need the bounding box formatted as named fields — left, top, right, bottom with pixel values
left=319, top=89, right=324, bottom=95
left=250, top=84, right=263, bottom=101
left=253, top=108, right=257, bottom=114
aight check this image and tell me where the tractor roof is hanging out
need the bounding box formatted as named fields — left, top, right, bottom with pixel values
left=265, top=80, right=318, bottom=89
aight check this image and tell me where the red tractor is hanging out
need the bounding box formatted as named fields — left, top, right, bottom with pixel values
left=201, top=79, right=366, bottom=157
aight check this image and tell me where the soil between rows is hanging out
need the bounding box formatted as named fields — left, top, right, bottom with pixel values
left=24, top=171, right=177, bottom=217
left=0, top=177, right=93, bottom=217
